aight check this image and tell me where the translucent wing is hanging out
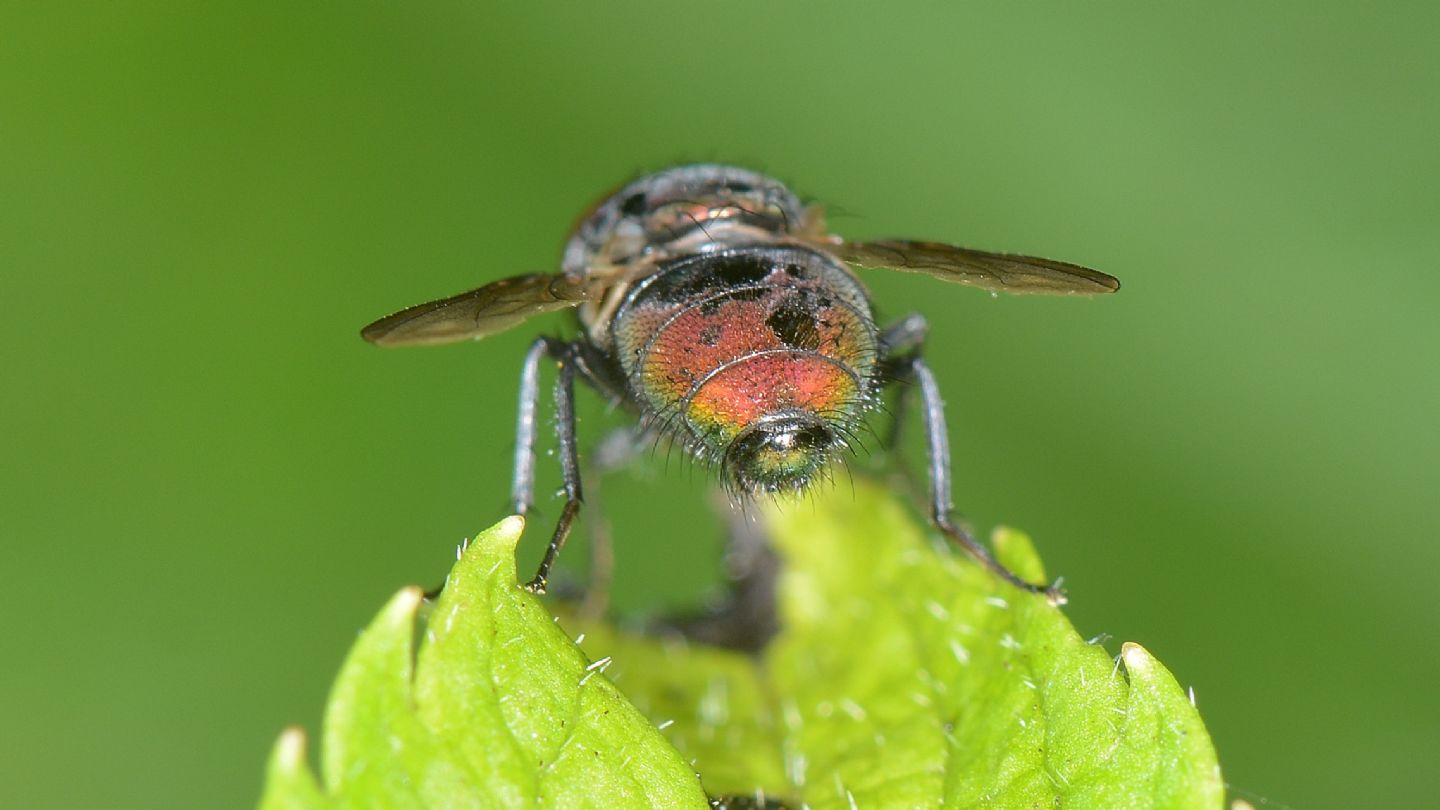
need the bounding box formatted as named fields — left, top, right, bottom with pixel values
left=835, top=239, right=1119, bottom=295
left=361, top=273, right=591, bottom=347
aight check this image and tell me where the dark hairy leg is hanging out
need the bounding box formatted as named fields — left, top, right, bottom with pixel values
left=510, top=336, right=587, bottom=594
left=879, top=320, right=1066, bottom=605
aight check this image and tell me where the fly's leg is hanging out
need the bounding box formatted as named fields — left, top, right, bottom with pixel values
left=876, top=314, right=929, bottom=504
left=875, top=312, right=933, bottom=353
left=507, top=337, right=589, bottom=594
left=882, top=340, right=1066, bottom=605
left=422, top=337, right=601, bottom=603
left=879, top=314, right=929, bottom=360
left=512, top=337, right=632, bottom=600
left=527, top=340, right=581, bottom=593
left=879, top=316, right=928, bottom=449
left=510, top=336, right=554, bottom=516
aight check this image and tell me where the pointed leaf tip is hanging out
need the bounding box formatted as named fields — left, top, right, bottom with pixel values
left=464, top=515, right=527, bottom=564
left=274, top=727, right=308, bottom=770
left=258, top=728, right=325, bottom=810
left=389, top=586, right=424, bottom=618
left=990, top=524, right=1048, bottom=588
left=1121, top=641, right=1154, bottom=674
left=494, top=515, right=526, bottom=545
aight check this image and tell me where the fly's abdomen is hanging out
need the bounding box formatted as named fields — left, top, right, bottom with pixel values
left=613, top=246, right=878, bottom=457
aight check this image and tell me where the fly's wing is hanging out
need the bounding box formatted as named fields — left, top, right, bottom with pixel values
left=835, top=239, right=1120, bottom=295
left=361, top=273, right=591, bottom=347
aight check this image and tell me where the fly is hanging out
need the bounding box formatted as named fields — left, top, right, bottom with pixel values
left=361, top=165, right=1119, bottom=604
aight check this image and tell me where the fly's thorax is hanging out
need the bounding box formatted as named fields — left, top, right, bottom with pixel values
left=562, top=165, right=808, bottom=279
left=612, top=245, right=878, bottom=492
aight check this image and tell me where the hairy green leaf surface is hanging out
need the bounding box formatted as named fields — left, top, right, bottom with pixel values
left=260, top=481, right=1222, bottom=809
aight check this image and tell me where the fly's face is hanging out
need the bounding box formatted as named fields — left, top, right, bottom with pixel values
left=611, top=246, right=878, bottom=494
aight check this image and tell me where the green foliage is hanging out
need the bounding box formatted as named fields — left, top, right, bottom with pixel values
left=259, top=482, right=1222, bottom=809
left=257, top=516, right=707, bottom=810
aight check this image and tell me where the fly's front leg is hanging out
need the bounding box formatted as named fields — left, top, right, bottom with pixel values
left=510, top=337, right=587, bottom=594
left=524, top=341, right=584, bottom=593
left=878, top=315, right=932, bottom=512
left=510, top=337, right=556, bottom=516
left=884, top=347, right=1066, bottom=606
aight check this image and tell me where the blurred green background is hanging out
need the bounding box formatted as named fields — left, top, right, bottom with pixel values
left=3, top=2, right=1436, bottom=808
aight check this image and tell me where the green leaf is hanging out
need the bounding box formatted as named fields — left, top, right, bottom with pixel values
left=577, top=481, right=1223, bottom=809
left=257, top=515, right=708, bottom=810
left=759, top=482, right=1224, bottom=809
left=260, top=480, right=1222, bottom=809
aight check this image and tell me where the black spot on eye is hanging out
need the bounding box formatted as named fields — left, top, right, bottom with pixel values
left=767, top=300, right=822, bottom=350
left=712, top=255, right=773, bottom=287
left=698, top=324, right=721, bottom=346
left=784, top=263, right=807, bottom=278
left=726, top=181, right=753, bottom=194
left=620, top=192, right=648, bottom=217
